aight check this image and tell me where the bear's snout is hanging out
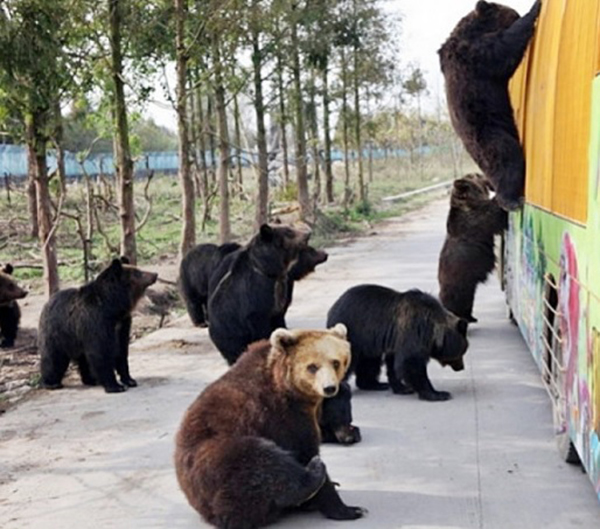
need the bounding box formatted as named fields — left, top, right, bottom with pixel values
left=323, top=385, right=337, bottom=396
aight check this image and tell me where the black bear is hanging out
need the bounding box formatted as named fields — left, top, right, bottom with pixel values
left=39, top=257, right=158, bottom=393
left=179, top=242, right=241, bottom=326
left=438, top=0, right=541, bottom=210
left=174, top=325, right=365, bottom=528
left=207, top=223, right=310, bottom=365
left=327, top=285, right=469, bottom=401
left=319, top=381, right=361, bottom=445
left=0, top=264, right=27, bottom=348
left=438, top=174, right=508, bottom=323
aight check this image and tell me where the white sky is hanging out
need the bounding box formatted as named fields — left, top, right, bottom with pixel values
left=386, top=0, right=534, bottom=110
left=146, top=0, right=535, bottom=130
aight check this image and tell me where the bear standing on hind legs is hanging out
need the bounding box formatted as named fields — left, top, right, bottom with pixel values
left=174, top=324, right=365, bottom=529
left=438, top=174, right=508, bottom=323
left=39, top=257, right=158, bottom=393
left=438, top=0, right=541, bottom=210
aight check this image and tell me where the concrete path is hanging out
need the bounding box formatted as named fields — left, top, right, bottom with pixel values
left=1, top=199, right=599, bottom=529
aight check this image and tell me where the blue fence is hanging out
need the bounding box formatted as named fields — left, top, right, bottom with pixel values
left=0, top=144, right=409, bottom=179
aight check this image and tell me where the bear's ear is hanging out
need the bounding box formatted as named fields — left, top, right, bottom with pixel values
left=270, top=328, right=298, bottom=351
left=456, top=318, right=469, bottom=337
left=259, top=224, right=274, bottom=242
left=120, top=255, right=130, bottom=265
left=476, top=1, right=491, bottom=15
left=109, top=258, right=123, bottom=274
left=329, top=323, right=347, bottom=340
left=2, top=264, right=14, bottom=275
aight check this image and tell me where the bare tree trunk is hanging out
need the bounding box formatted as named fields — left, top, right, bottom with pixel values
left=206, top=95, right=217, bottom=184
left=322, top=60, right=334, bottom=203
left=175, top=0, right=195, bottom=257
left=341, top=47, right=351, bottom=208
left=351, top=8, right=365, bottom=203
left=26, top=144, right=39, bottom=238
left=233, top=89, right=243, bottom=192
left=290, top=2, right=311, bottom=221
left=27, top=113, right=59, bottom=296
left=308, top=69, right=321, bottom=204
left=251, top=26, right=269, bottom=228
left=52, top=99, right=67, bottom=196
left=195, top=83, right=211, bottom=228
left=109, top=0, right=136, bottom=264
left=212, top=37, right=231, bottom=243
left=276, top=47, right=290, bottom=187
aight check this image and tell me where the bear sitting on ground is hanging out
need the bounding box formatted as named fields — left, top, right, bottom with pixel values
left=0, top=264, right=27, bottom=348
left=327, top=285, right=468, bottom=401
left=319, top=381, right=361, bottom=445
left=438, top=174, right=508, bottom=323
left=39, top=257, right=158, bottom=393
left=179, top=242, right=241, bottom=327
left=174, top=324, right=364, bottom=528
left=207, top=223, right=310, bottom=365
left=438, top=0, right=541, bottom=210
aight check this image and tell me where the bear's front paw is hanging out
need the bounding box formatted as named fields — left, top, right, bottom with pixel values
left=419, top=390, right=452, bottom=402
left=335, top=425, right=362, bottom=445
left=0, top=339, right=15, bottom=349
left=121, top=376, right=137, bottom=388
left=104, top=383, right=126, bottom=394
left=326, top=505, right=367, bottom=520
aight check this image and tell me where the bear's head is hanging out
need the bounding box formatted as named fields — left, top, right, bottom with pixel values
left=473, top=1, right=520, bottom=33
left=250, top=224, right=311, bottom=278
left=0, top=264, right=27, bottom=305
left=289, top=245, right=328, bottom=282
left=450, top=174, right=491, bottom=210
left=97, top=257, right=158, bottom=311
left=433, top=315, right=469, bottom=372
left=269, top=324, right=350, bottom=401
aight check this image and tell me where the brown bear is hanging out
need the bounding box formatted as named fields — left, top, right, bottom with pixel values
left=0, top=264, right=27, bottom=348
left=38, top=257, right=158, bottom=393
left=438, top=174, right=508, bottom=323
left=207, top=223, right=310, bottom=365
left=327, top=285, right=469, bottom=401
left=438, top=0, right=541, bottom=210
left=174, top=324, right=365, bottom=528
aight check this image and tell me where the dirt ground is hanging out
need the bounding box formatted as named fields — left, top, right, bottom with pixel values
left=0, top=257, right=183, bottom=413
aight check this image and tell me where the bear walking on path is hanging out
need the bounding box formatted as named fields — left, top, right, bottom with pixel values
left=327, top=285, right=469, bottom=401
left=438, top=174, right=508, bottom=323
left=207, top=223, right=310, bottom=365
left=439, top=0, right=541, bottom=210
left=39, top=257, right=158, bottom=393
left=0, top=264, right=27, bottom=348
left=174, top=324, right=364, bottom=528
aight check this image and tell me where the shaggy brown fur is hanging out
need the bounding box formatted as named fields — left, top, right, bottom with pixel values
left=439, top=0, right=541, bottom=210
left=438, top=174, right=508, bottom=323
left=174, top=325, right=365, bottom=529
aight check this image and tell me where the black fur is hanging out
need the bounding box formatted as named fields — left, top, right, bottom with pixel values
left=319, top=381, right=361, bottom=445
left=207, top=224, right=310, bottom=365
left=179, top=242, right=241, bottom=326
left=327, top=285, right=469, bottom=401
left=0, top=264, right=26, bottom=348
left=39, top=258, right=157, bottom=393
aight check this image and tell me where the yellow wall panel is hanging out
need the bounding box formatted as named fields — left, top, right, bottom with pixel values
left=552, top=0, right=597, bottom=222
left=513, top=0, right=599, bottom=223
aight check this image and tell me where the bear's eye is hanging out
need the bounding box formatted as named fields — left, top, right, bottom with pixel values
left=332, top=360, right=340, bottom=371
left=307, top=363, right=319, bottom=374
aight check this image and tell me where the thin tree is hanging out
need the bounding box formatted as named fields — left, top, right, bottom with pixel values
left=108, top=0, right=137, bottom=263
left=175, top=0, right=195, bottom=257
